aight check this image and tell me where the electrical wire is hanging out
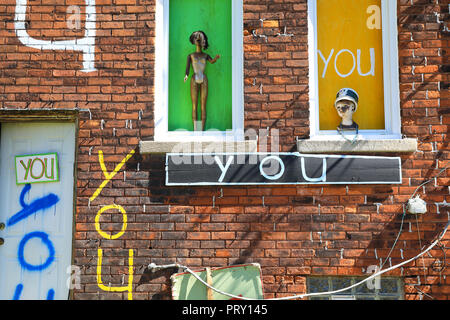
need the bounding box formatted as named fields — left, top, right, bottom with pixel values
left=148, top=220, right=449, bottom=301
left=431, top=241, right=447, bottom=273
left=379, top=160, right=450, bottom=270
left=379, top=210, right=406, bottom=270
left=148, top=161, right=450, bottom=300
left=411, top=160, right=450, bottom=199
left=415, top=213, right=428, bottom=280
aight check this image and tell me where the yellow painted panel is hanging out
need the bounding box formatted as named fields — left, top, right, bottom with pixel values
left=318, top=0, right=385, bottom=130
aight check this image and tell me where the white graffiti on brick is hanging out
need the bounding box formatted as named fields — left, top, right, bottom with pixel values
left=14, top=0, right=97, bottom=72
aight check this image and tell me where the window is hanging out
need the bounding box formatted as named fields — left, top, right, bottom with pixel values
left=154, top=0, right=244, bottom=142
left=307, top=277, right=404, bottom=300
left=307, top=0, right=401, bottom=140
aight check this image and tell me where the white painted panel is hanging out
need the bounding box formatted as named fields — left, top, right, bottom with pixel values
left=0, top=122, right=75, bottom=300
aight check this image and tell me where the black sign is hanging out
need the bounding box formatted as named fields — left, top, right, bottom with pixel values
left=166, top=153, right=402, bottom=186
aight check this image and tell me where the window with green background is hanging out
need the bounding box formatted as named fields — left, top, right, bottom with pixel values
left=168, top=0, right=232, bottom=132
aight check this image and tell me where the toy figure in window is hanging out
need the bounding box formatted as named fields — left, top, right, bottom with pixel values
left=184, top=31, right=220, bottom=131
left=335, top=88, right=359, bottom=134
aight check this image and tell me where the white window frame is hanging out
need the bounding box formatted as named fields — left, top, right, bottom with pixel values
left=154, top=0, right=244, bottom=142
left=307, top=0, right=401, bottom=140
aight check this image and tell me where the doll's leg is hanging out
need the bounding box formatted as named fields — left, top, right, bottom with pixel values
left=190, top=77, right=199, bottom=130
left=200, top=76, right=208, bottom=131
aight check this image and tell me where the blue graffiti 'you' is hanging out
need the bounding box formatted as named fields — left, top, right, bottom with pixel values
left=13, top=284, right=54, bottom=300
left=7, top=183, right=59, bottom=226
left=7, top=183, right=59, bottom=300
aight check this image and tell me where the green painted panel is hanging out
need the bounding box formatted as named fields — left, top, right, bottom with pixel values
left=171, top=264, right=264, bottom=300
left=168, top=0, right=232, bottom=131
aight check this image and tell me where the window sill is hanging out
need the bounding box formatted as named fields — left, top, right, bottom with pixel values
left=139, top=140, right=258, bottom=154
left=297, top=137, right=417, bottom=154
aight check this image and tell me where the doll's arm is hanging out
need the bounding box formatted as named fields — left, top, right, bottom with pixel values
left=207, top=54, right=220, bottom=64
left=184, top=54, right=191, bottom=82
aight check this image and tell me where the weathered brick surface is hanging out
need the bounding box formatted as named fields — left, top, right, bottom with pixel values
left=0, top=0, right=449, bottom=300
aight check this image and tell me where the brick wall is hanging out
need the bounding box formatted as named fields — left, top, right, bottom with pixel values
left=0, top=0, right=449, bottom=300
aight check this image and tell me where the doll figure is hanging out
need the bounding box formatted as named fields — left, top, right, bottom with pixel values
left=334, top=88, right=359, bottom=133
left=184, top=30, right=220, bottom=131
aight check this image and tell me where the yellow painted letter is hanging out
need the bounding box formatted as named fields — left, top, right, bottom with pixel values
left=90, top=149, right=135, bottom=202
left=95, top=204, right=127, bottom=240
left=97, top=248, right=134, bottom=300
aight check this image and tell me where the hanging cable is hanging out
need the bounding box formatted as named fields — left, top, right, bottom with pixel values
left=148, top=220, right=449, bottom=301
left=380, top=210, right=406, bottom=270
left=147, top=161, right=450, bottom=300
left=411, top=161, right=450, bottom=199
left=379, top=160, right=450, bottom=270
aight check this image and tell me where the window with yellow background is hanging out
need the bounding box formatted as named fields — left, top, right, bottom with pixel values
left=317, top=0, right=385, bottom=131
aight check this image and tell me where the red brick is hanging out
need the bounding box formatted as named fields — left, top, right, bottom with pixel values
left=0, top=0, right=446, bottom=301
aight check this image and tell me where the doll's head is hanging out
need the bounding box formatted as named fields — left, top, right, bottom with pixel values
left=334, top=88, right=359, bottom=127
left=189, top=31, right=209, bottom=50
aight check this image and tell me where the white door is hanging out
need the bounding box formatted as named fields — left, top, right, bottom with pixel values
left=0, top=122, right=75, bottom=300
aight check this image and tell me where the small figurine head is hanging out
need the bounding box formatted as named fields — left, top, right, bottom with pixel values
left=189, top=31, right=209, bottom=50
left=334, top=88, right=359, bottom=127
